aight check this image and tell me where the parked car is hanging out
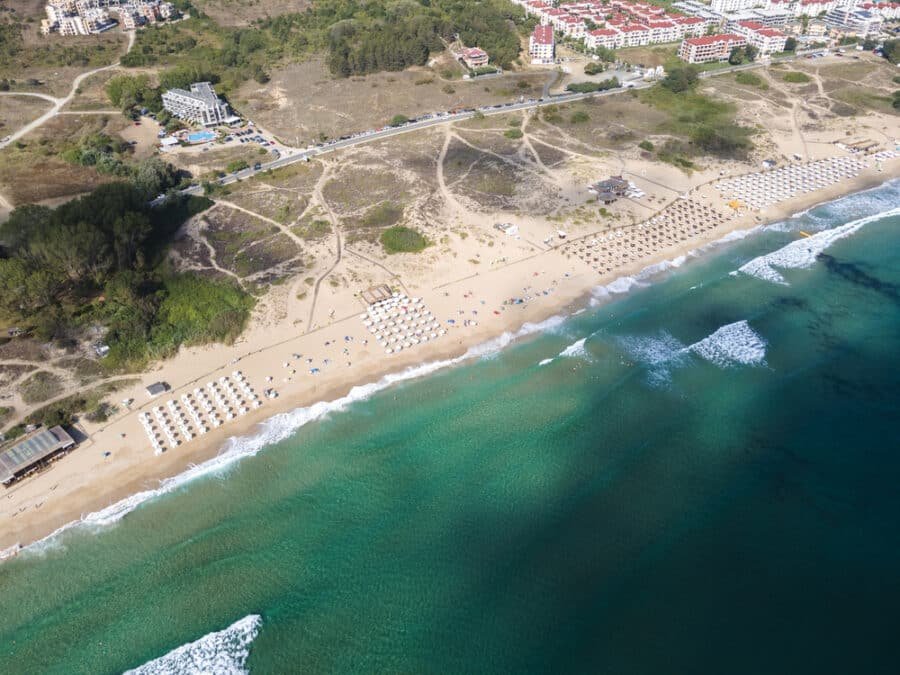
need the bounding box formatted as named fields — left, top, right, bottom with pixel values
left=253, top=162, right=262, bottom=170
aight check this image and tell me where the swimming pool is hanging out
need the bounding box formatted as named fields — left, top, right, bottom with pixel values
left=187, top=130, right=216, bottom=143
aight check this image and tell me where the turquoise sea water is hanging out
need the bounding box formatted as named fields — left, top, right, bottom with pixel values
left=1, top=181, right=899, bottom=674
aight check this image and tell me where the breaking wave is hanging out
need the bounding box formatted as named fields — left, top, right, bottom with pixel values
left=559, top=337, right=588, bottom=359
left=618, top=331, right=689, bottom=386
left=689, top=320, right=767, bottom=368
left=124, top=614, right=262, bottom=675
left=21, top=315, right=570, bottom=557
left=738, top=207, right=900, bottom=285
left=619, top=321, right=767, bottom=385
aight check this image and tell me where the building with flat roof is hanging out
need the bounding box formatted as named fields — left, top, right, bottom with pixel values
left=0, top=426, right=76, bottom=486
left=161, top=82, right=236, bottom=127
left=825, top=7, right=885, bottom=34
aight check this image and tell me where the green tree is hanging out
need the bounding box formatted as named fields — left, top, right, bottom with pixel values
left=784, top=37, right=797, bottom=52
left=660, top=64, right=698, bottom=93
left=882, top=40, right=900, bottom=65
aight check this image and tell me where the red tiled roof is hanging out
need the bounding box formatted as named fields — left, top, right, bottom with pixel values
left=590, top=28, right=619, bottom=36
left=738, top=20, right=766, bottom=29
left=618, top=23, right=649, bottom=32
left=532, top=25, right=554, bottom=44
left=684, top=33, right=745, bottom=46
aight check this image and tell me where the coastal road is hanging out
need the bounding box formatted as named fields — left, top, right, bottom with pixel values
left=178, top=52, right=814, bottom=198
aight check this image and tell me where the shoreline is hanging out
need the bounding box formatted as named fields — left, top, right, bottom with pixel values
left=2, top=163, right=898, bottom=559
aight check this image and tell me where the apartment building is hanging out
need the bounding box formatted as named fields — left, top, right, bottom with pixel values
left=161, top=82, right=235, bottom=127
left=678, top=33, right=748, bottom=62
left=734, top=20, right=788, bottom=52
left=529, top=24, right=556, bottom=64
left=825, top=6, right=885, bottom=33
left=711, top=0, right=764, bottom=12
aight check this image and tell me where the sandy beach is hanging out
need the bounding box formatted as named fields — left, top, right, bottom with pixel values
left=1, top=149, right=897, bottom=557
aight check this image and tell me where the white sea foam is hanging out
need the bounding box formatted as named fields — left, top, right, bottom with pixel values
left=687, top=320, right=767, bottom=368
left=538, top=358, right=554, bottom=367
left=20, top=314, right=570, bottom=557
left=620, top=320, right=767, bottom=384
left=618, top=331, right=688, bottom=386
left=559, top=337, right=588, bottom=359
left=738, top=207, right=900, bottom=285
left=124, top=614, right=262, bottom=675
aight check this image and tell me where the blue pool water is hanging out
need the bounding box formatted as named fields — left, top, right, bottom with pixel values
left=187, top=130, right=216, bottom=143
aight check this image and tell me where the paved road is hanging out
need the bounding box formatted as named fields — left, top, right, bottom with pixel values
left=179, top=53, right=813, bottom=199
left=0, top=30, right=135, bottom=151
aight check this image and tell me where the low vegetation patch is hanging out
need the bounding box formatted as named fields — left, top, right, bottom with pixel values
left=18, top=371, right=64, bottom=405
left=294, top=218, right=332, bottom=240
left=642, top=64, right=752, bottom=160
left=570, top=110, right=590, bottom=124
left=380, top=226, right=428, bottom=254
left=361, top=202, right=404, bottom=228
left=782, top=71, right=811, bottom=84
left=504, top=127, right=523, bottom=139
left=735, top=72, right=767, bottom=89
left=23, top=379, right=138, bottom=430
left=566, top=77, right=619, bottom=94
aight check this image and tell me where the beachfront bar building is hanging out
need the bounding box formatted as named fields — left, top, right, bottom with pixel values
left=0, top=426, right=76, bottom=486
left=161, top=82, right=237, bottom=127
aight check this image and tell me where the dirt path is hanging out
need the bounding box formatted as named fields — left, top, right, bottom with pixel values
left=214, top=198, right=306, bottom=250
left=0, top=31, right=135, bottom=151
left=436, top=125, right=468, bottom=215
left=306, top=167, right=343, bottom=332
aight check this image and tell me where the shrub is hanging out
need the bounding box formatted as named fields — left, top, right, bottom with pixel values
left=661, top=64, right=699, bottom=93
left=735, top=72, right=764, bottom=87
left=584, top=61, right=605, bottom=76
left=566, top=77, right=619, bottom=93
left=638, top=140, right=654, bottom=151
left=389, top=114, right=409, bottom=127
left=504, top=127, right=523, bottom=139
left=226, top=159, right=249, bottom=173
left=362, top=202, right=404, bottom=228
left=782, top=71, right=811, bottom=84
left=18, top=371, right=63, bottom=405
left=570, top=110, right=590, bottom=124
left=380, top=226, right=428, bottom=254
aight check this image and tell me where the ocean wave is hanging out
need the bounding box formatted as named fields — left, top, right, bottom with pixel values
left=792, top=178, right=900, bottom=222
left=124, top=614, right=262, bottom=675
left=737, top=206, right=900, bottom=285
left=559, top=337, right=588, bottom=359
left=619, top=320, right=767, bottom=385
left=538, top=358, right=554, bottom=367
left=618, top=331, right=688, bottom=386
left=688, top=320, right=767, bottom=368
left=20, top=315, right=571, bottom=557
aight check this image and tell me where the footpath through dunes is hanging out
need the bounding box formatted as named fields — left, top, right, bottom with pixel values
left=0, top=30, right=135, bottom=153
left=1, top=185, right=899, bottom=673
